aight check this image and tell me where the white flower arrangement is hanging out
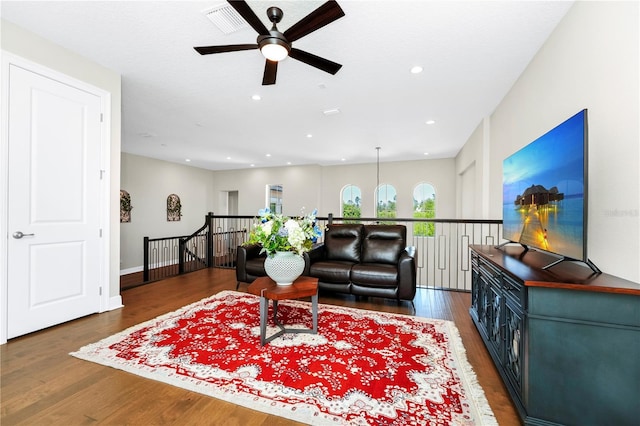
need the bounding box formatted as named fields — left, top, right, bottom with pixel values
left=247, top=208, right=322, bottom=256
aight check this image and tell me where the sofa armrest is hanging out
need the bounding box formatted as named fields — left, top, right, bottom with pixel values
left=397, top=246, right=417, bottom=301
left=302, top=252, right=312, bottom=275
left=236, top=243, right=262, bottom=282
left=307, top=243, right=326, bottom=264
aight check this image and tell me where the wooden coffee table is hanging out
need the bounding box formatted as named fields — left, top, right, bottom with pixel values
left=247, top=276, right=319, bottom=346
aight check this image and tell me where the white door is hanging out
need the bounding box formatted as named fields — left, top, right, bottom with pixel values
left=6, top=63, right=103, bottom=339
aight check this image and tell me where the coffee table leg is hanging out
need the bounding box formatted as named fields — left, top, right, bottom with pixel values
left=273, top=300, right=279, bottom=325
left=259, top=296, right=268, bottom=346
left=312, top=294, right=318, bottom=333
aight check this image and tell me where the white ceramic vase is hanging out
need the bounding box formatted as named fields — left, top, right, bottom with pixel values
left=264, top=251, right=305, bottom=286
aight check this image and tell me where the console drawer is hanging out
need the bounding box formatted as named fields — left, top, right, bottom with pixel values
left=479, top=258, right=502, bottom=285
left=503, top=273, right=525, bottom=309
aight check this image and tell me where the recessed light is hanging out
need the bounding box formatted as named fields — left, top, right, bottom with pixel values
left=266, top=153, right=271, bottom=157
left=423, top=152, right=429, bottom=156
left=426, top=120, right=436, bottom=125
left=306, top=134, right=313, bottom=138
left=185, top=159, right=191, bottom=162
left=250, top=164, right=255, bottom=167
left=411, top=66, right=423, bottom=74
left=286, top=161, right=292, bottom=165
left=251, top=94, right=261, bottom=101
left=341, top=158, right=346, bottom=162
left=323, top=108, right=340, bottom=116
left=226, top=156, right=231, bottom=160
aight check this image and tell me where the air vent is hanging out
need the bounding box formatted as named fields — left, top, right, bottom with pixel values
left=204, top=4, right=248, bottom=34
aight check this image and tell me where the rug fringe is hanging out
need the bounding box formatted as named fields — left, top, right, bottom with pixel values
left=444, top=321, right=499, bottom=426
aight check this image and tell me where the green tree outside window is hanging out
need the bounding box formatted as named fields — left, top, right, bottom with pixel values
left=376, top=184, right=397, bottom=223
left=413, top=183, right=436, bottom=236
left=342, top=185, right=362, bottom=222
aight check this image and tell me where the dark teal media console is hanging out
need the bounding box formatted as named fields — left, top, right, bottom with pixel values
left=469, top=245, right=640, bottom=426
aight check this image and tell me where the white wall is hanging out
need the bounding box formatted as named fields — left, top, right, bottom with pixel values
left=456, top=1, right=640, bottom=282
left=1, top=19, right=123, bottom=300
left=120, top=153, right=216, bottom=270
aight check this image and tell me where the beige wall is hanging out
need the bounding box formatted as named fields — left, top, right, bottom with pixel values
left=120, top=154, right=217, bottom=270
left=456, top=1, right=640, bottom=282
left=207, top=159, right=456, bottom=219
left=210, top=165, right=324, bottom=218
left=318, top=159, right=456, bottom=219
left=1, top=19, right=123, bottom=302
left=208, top=158, right=456, bottom=220
left=455, top=120, right=486, bottom=219
left=119, top=155, right=457, bottom=271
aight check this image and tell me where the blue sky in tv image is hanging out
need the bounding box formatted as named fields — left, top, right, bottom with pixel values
left=502, top=110, right=587, bottom=260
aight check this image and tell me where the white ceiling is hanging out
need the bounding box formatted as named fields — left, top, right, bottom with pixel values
left=1, top=1, right=573, bottom=171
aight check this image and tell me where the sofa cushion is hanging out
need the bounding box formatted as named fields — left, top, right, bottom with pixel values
left=351, top=263, right=398, bottom=287
left=361, top=225, right=406, bottom=265
left=309, top=260, right=355, bottom=283
left=324, top=224, right=364, bottom=263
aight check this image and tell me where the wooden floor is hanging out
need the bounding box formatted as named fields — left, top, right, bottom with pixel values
left=1, top=268, right=521, bottom=425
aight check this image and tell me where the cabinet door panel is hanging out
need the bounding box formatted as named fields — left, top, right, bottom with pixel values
left=487, top=285, right=503, bottom=361
left=504, top=300, right=524, bottom=399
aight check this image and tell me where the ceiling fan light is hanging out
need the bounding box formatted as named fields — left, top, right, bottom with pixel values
left=260, top=41, right=289, bottom=61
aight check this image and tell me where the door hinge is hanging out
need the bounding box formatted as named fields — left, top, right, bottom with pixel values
left=100, top=113, right=103, bottom=122
left=99, top=286, right=103, bottom=296
left=99, top=170, right=105, bottom=179
left=99, top=229, right=103, bottom=238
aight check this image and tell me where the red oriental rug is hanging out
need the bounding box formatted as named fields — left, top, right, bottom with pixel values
left=71, top=291, right=496, bottom=425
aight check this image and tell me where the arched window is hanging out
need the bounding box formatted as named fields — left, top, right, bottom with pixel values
left=413, top=183, right=436, bottom=236
left=376, top=184, right=397, bottom=219
left=341, top=185, right=362, bottom=219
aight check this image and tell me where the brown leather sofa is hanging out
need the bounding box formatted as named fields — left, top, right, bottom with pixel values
left=307, top=224, right=417, bottom=303
left=236, top=224, right=417, bottom=304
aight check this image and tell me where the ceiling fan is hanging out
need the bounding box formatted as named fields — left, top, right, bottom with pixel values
left=194, top=0, right=345, bottom=85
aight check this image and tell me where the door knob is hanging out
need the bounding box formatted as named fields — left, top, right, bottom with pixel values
left=12, top=231, right=35, bottom=239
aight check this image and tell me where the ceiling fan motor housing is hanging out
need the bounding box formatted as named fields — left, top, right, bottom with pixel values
left=258, top=31, right=290, bottom=55
left=259, top=6, right=289, bottom=56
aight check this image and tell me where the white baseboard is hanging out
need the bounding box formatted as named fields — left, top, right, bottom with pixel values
left=120, top=266, right=143, bottom=276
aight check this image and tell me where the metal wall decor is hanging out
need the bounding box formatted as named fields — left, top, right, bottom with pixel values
left=120, top=190, right=132, bottom=223
left=167, top=194, right=182, bottom=221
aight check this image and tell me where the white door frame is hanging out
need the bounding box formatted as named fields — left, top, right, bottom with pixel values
left=0, top=51, right=112, bottom=344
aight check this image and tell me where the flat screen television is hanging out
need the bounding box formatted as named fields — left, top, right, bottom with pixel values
left=501, top=109, right=599, bottom=272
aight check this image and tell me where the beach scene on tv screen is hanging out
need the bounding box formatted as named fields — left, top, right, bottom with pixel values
left=502, top=111, right=585, bottom=260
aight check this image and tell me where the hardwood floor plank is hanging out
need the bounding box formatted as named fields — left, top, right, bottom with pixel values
left=1, top=267, right=520, bottom=425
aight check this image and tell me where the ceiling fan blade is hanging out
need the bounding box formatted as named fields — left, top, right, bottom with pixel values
left=262, top=60, right=278, bottom=85
left=194, top=44, right=258, bottom=55
left=227, top=0, right=270, bottom=35
left=289, top=48, right=342, bottom=75
left=283, top=0, right=345, bottom=42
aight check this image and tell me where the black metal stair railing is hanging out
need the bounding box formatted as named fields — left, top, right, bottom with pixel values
left=142, top=212, right=503, bottom=291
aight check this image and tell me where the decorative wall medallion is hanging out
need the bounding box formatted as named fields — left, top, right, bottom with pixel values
left=167, top=194, right=182, bottom=221
left=120, top=190, right=132, bottom=223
